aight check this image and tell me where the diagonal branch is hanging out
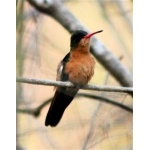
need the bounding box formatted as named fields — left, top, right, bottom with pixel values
left=17, top=97, right=52, bottom=117
left=26, top=0, right=133, bottom=87
left=16, top=77, right=133, bottom=93
left=77, top=93, right=132, bottom=113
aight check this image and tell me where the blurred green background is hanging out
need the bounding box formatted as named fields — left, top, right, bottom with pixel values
left=16, top=0, right=133, bottom=149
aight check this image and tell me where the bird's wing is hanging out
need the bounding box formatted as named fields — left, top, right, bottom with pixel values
left=56, top=52, right=70, bottom=81
left=45, top=52, right=79, bottom=127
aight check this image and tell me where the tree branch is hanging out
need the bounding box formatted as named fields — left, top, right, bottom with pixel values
left=17, top=92, right=132, bottom=117
left=17, top=97, right=52, bottom=117
left=77, top=93, right=133, bottom=113
left=16, top=77, right=133, bottom=93
left=26, top=0, right=133, bottom=87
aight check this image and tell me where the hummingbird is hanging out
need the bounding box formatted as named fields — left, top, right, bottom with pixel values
left=45, top=30, right=103, bottom=127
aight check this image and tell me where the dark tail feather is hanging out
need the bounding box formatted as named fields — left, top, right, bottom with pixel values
left=45, top=89, right=78, bottom=127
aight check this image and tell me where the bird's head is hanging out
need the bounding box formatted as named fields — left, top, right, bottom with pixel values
left=70, top=30, right=103, bottom=51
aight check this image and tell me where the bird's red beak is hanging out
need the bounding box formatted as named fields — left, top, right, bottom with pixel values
left=84, top=30, right=103, bottom=39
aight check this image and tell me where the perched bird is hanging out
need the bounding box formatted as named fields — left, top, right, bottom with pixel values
left=45, top=30, right=103, bottom=127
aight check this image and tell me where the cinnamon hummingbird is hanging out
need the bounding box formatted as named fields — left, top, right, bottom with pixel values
left=45, top=30, right=103, bottom=127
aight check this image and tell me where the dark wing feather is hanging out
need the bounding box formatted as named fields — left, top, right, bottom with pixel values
left=45, top=52, right=79, bottom=127
left=56, top=52, right=70, bottom=81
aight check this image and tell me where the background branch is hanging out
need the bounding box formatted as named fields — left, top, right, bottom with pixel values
left=17, top=97, right=52, bottom=117
left=77, top=93, right=132, bottom=113
left=26, top=0, right=133, bottom=87
left=17, top=92, right=132, bottom=118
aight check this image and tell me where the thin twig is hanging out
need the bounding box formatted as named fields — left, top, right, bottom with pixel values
left=82, top=67, right=111, bottom=149
left=98, top=0, right=132, bottom=67
left=16, top=77, right=133, bottom=93
left=77, top=93, right=133, bottom=113
left=17, top=98, right=52, bottom=117
left=17, top=92, right=132, bottom=117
